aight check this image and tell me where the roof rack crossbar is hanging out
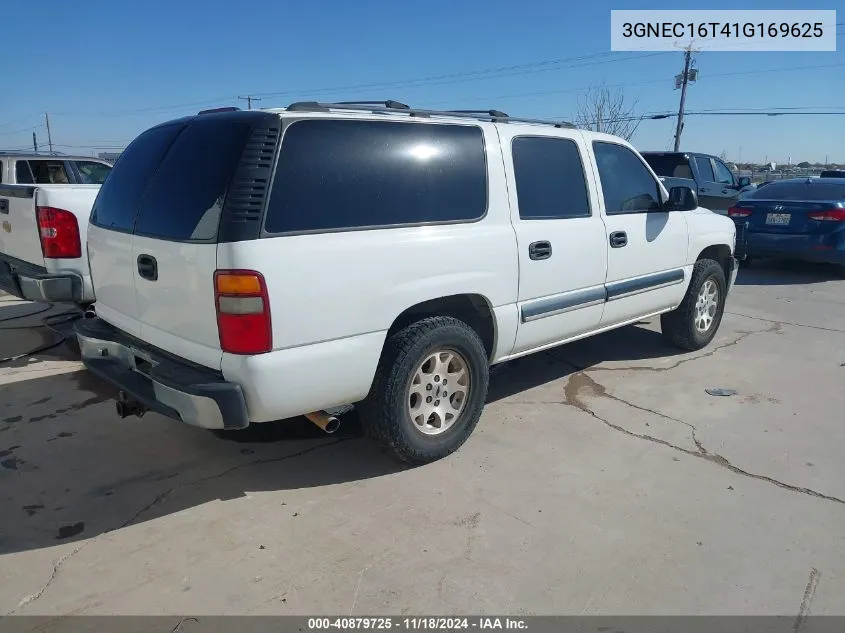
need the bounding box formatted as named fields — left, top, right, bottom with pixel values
left=283, top=101, right=575, bottom=128
left=333, top=100, right=410, bottom=110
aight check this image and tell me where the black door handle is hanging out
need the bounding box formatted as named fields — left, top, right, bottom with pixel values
left=609, top=231, right=627, bottom=248
left=136, top=254, right=158, bottom=281
left=0, top=199, right=8, bottom=214
left=528, top=241, right=552, bottom=261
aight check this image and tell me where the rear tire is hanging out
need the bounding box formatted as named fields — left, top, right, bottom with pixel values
left=360, top=316, right=489, bottom=465
left=661, top=259, right=727, bottom=351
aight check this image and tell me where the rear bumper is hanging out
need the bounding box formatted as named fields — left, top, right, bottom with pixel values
left=74, top=317, right=249, bottom=430
left=733, top=222, right=845, bottom=265
left=0, top=254, right=86, bottom=303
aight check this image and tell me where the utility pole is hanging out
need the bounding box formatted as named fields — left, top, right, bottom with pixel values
left=44, top=112, right=53, bottom=154
left=672, top=45, right=698, bottom=152
left=32, top=132, right=38, bottom=153
left=237, top=95, right=261, bottom=110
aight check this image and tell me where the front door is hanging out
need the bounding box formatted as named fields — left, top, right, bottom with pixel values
left=500, top=128, right=608, bottom=355
left=588, top=140, right=690, bottom=328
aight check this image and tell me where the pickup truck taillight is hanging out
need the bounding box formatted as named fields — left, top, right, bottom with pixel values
left=807, top=208, right=845, bottom=222
left=36, top=206, right=81, bottom=259
left=214, top=270, right=272, bottom=354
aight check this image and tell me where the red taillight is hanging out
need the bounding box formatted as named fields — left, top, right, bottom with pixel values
left=728, top=206, right=752, bottom=218
left=214, top=270, right=272, bottom=355
left=36, top=206, right=81, bottom=259
left=807, top=208, right=845, bottom=222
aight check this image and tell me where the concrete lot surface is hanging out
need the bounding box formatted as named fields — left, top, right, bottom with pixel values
left=1, top=261, right=844, bottom=616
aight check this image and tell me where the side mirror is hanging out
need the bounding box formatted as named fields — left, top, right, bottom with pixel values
left=666, top=186, right=698, bottom=211
left=737, top=176, right=751, bottom=188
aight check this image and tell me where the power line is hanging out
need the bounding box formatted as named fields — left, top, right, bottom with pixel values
left=251, top=51, right=672, bottom=99
left=426, top=61, right=845, bottom=108
left=50, top=50, right=671, bottom=118
left=0, top=123, right=45, bottom=137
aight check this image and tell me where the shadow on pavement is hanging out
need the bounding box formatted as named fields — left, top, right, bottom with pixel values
left=0, top=310, right=681, bottom=556
left=735, top=258, right=842, bottom=286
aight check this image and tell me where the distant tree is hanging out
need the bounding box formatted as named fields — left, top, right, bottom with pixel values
left=719, top=150, right=729, bottom=162
left=575, top=85, right=641, bottom=141
left=797, top=161, right=811, bottom=168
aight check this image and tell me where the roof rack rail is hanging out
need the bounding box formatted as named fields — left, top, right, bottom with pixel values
left=447, top=109, right=510, bottom=118
left=283, top=101, right=576, bottom=128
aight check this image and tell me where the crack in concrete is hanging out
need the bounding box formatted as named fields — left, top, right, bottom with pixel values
left=5, top=438, right=351, bottom=615
left=7, top=542, right=87, bottom=615
left=562, top=371, right=845, bottom=506
left=728, top=311, right=845, bottom=334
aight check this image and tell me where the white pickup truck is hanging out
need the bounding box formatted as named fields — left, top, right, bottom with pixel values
left=0, top=153, right=112, bottom=304
left=74, top=103, right=738, bottom=464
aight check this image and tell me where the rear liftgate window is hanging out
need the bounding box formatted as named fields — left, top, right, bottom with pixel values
left=134, top=119, right=253, bottom=241
left=91, top=118, right=252, bottom=239
left=264, top=119, right=488, bottom=233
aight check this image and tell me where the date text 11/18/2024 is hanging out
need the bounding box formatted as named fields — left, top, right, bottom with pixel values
left=307, top=617, right=529, bottom=630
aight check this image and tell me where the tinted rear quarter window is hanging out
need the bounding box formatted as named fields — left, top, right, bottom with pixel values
left=512, top=136, right=590, bottom=219
left=92, top=124, right=183, bottom=232
left=748, top=181, right=845, bottom=201
left=264, top=119, right=487, bottom=233
left=134, top=118, right=252, bottom=241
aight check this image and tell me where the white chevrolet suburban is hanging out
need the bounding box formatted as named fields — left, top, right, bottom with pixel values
left=0, top=152, right=112, bottom=304
left=74, top=102, right=737, bottom=464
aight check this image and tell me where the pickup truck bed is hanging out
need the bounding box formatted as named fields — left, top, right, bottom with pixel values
left=0, top=184, right=99, bottom=303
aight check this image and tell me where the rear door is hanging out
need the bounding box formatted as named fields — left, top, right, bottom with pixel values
left=88, top=123, right=184, bottom=337
left=692, top=155, right=724, bottom=211
left=499, top=128, right=608, bottom=355
left=130, top=117, right=256, bottom=369
left=711, top=158, right=742, bottom=212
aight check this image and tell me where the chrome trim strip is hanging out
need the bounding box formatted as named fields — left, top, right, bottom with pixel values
left=606, top=269, right=685, bottom=302
left=521, top=286, right=607, bottom=323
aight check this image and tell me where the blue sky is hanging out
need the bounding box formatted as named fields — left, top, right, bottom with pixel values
left=1, top=0, right=842, bottom=163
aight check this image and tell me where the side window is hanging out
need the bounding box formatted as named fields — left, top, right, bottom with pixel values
left=265, top=119, right=487, bottom=233
left=694, top=156, right=716, bottom=182
left=714, top=160, right=734, bottom=185
left=512, top=136, right=590, bottom=220
left=27, top=160, right=71, bottom=184
left=15, top=161, right=34, bottom=184
left=592, top=142, right=661, bottom=215
left=73, top=161, right=112, bottom=185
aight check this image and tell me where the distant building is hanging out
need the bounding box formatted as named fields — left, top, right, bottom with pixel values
left=98, top=152, right=122, bottom=163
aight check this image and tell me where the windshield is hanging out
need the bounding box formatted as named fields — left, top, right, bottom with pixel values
left=747, top=180, right=845, bottom=202
left=642, top=154, right=692, bottom=179
left=73, top=160, right=112, bottom=184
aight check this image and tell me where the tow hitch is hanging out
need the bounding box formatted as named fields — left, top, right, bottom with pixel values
left=115, top=390, right=148, bottom=419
